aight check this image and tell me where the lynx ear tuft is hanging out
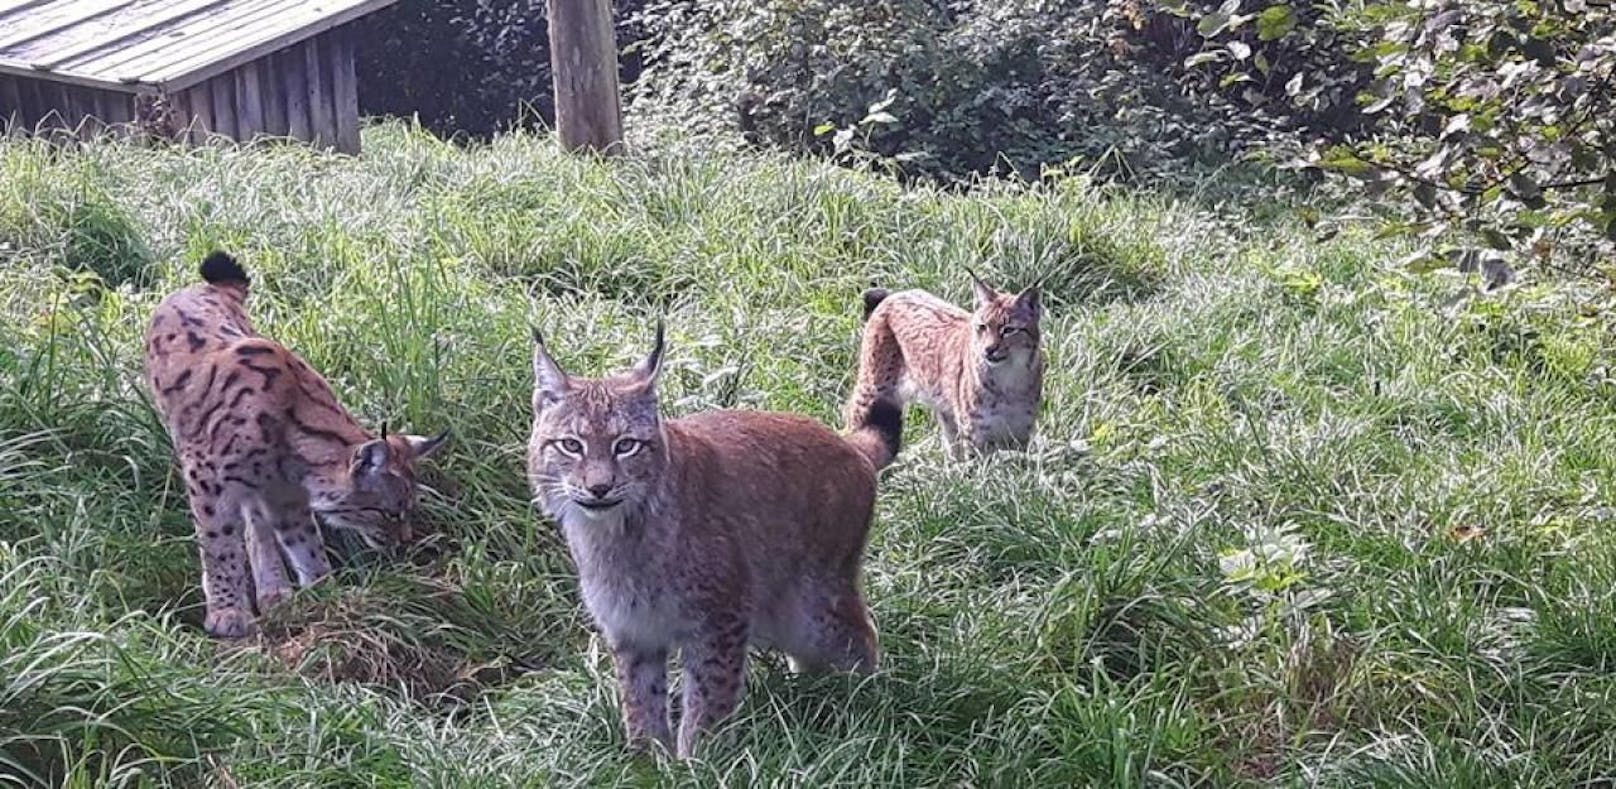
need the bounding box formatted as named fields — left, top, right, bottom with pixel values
left=632, top=319, right=666, bottom=389
left=532, top=326, right=570, bottom=404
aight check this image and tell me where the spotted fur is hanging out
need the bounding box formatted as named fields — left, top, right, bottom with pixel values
left=527, top=322, right=889, bottom=759
left=144, top=251, right=447, bottom=638
left=844, top=274, right=1045, bottom=458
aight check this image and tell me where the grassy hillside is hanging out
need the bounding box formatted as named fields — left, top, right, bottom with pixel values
left=3, top=123, right=1616, bottom=787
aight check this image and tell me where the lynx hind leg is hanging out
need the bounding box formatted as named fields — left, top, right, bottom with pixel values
left=187, top=490, right=254, bottom=638
left=787, top=581, right=879, bottom=675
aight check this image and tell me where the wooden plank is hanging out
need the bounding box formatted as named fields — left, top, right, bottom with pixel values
left=0, top=0, right=58, bottom=16
left=63, top=0, right=287, bottom=78
left=15, top=74, right=38, bottom=127
left=140, top=0, right=396, bottom=91
left=39, top=78, right=70, bottom=130
left=0, top=74, right=21, bottom=128
left=0, top=0, right=135, bottom=52
left=161, top=88, right=188, bottom=139
left=185, top=82, right=209, bottom=142
left=302, top=34, right=330, bottom=147
left=547, top=0, right=624, bottom=154
left=67, top=86, right=103, bottom=137
left=28, top=0, right=234, bottom=68
left=259, top=56, right=282, bottom=135
left=0, top=59, right=150, bottom=92
left=258, top=56, right=282, bottom=135
left=329, top=29, right=357, bottom=153
left=233, top=61, right=261, bottom=141
left=208, top=70, right=233, bottom=138
left=281, top=42, right=305, bottom=141
left=104, top=88, right=130, bottom=123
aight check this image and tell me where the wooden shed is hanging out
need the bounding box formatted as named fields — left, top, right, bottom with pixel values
left=0, top=0, right=398, bottom=153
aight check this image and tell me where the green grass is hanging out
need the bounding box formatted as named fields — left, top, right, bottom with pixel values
left=3, top=121, right=1616, bottom=787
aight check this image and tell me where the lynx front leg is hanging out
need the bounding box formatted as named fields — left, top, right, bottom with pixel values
left=676, top=618, right=749, bottom=759
left=242, top=502, right=293, bottom=613
left=611, top=641, right=672, bottom=752
left=935, top=411, right=965, bottom=460
left=271, top=506, right=331, bottom=588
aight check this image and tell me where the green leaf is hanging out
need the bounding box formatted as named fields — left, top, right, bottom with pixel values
left=1198, top=12, right=1232, bottom=36
left=1184, top=51, right=1224, bottom=68
left=1257, top=6, right=1296, bottom=41
left=1482, top=228, right=1512, bottom=250
left=813, top=123, right=836, bottom=136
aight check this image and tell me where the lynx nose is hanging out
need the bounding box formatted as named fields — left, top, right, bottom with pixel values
left=587, top=483, right=613, bottom=499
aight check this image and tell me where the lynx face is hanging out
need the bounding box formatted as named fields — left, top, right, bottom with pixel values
left=970, top=279, right=1042, bottom=367
left=314, top=434, right=444, bottom=546
left=529, top=327, right=668, bottom=525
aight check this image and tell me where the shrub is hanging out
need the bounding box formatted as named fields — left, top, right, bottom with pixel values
left=1180, top=0, right=1616, bottom=279
left=630, top=0, right=1257, bottom=182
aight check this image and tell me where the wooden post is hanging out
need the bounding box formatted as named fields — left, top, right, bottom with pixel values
left=547, top=0, right=623, bottom=154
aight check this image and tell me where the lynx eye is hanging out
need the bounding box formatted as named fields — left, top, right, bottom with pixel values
left=975, top=322, right=989, bottom=332
left=1002, top=326, right=1023, bottom=335
left=613, top=438, right=643, bottom=457
left=555, top=438, right=584, bottom=455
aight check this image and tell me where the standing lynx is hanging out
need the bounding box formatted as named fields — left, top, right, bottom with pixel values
left=144, top=251, right=447, bottom=639
left=844, top=274, right=1044, bottom=457
left=527, top=321, right=900, bottom=759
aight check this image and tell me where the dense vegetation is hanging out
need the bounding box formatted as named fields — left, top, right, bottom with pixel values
left=356, top=0, right=1615, bottom=282
left=5, top=123, right=1616, bottom=785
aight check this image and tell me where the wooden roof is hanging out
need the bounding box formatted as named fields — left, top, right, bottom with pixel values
left=0, top=0, right=396, bottom=94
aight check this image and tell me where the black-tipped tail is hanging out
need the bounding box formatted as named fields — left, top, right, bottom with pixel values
left=847, top=398, right=903, bottom=469
left=199, top=251, right=249, bottom=287
left=861, top=288, right=890, bottom=321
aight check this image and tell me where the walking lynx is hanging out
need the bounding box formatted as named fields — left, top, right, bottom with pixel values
left=844, top=274, right=1044, bottom=457
left=527, top=321, right=899, bottom=759
left=145, top=252, right=447, bottom=638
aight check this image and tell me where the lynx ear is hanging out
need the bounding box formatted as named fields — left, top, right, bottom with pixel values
left=631, top=319, right=666, bottom=389
left=406, top=429, right=450, bottom=459
left=967, top=268, right=996, bottom=307
left=532, top=327, right=570, bottom=404
left=351, top=438, right=390, bottom=478
left=1014, top=283, right=1041, bottom=317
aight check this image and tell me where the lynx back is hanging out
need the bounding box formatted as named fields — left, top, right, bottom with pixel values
left=144, top=252, right=447, bottom=638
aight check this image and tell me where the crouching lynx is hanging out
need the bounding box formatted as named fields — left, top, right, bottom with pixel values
left=527, top=321, right=899, bottom=759
left=145, top=252, right=448, bottom=638
left=844, top=273, right=1044, bottom=458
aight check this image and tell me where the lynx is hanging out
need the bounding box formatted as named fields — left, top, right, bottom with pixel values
left=844, top=273, right=1044, bottom=458
left=144, top=251, right=447, bottom=639
left=526, top=321, right=900, bottom=759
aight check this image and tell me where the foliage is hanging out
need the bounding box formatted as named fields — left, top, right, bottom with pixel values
left=355, top=0, right=647, bottom=138
left=1176, top=0, right=1616, bottom=278
left=630, top=0, right=1258, bottom=181
left=5, top=123, right=1616, bottom=783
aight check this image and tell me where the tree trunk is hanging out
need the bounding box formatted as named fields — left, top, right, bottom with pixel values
left=547, top=0, right=623, bottom=154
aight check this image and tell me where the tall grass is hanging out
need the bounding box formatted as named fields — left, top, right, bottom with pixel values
left=2, top=121, right=1615, bottom=786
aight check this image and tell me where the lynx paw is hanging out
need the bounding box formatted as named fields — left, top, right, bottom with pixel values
left=205, top=607, right=256, bottom=639
left=256, top=586, right=292, bottom=614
